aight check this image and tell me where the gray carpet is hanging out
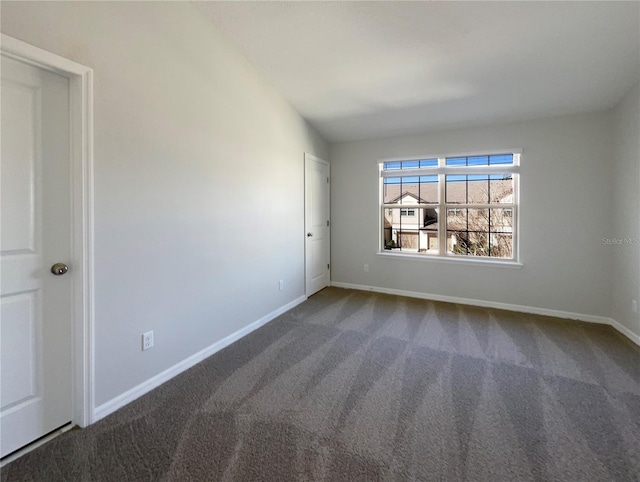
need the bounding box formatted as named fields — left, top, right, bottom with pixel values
left=2, top=287, right=640, bottom=481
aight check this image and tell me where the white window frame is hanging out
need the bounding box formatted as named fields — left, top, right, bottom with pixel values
left=379, top=150, right=521, bottom=265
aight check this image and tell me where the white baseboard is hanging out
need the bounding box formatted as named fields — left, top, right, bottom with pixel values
left=330, top=281, right=640, bottom=347
left=93, top=295, right=307, bottom=422
left=609, top=318, right=640, bottom=347
left=93, top=284, right=640, bottom=422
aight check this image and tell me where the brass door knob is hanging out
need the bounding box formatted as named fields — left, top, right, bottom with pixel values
left=51, top=263, right=69, bottom=275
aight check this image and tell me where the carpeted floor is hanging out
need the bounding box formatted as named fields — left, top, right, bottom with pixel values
left=2, top=287, right=640, bottom=481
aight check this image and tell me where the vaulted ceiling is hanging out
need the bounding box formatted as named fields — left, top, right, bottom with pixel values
left=195, top=1, right=640, bottom=142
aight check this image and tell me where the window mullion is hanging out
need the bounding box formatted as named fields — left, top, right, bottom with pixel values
left=443, top=203, right=516, bottom=210
left=380, top=165, right=519, bottom=178
left=438, top=173, right=446, bottom=255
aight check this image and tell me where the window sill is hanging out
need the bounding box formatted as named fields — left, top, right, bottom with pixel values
left=376, top=251, right=523, bottom=269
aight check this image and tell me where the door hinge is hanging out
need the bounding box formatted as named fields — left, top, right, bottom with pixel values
left=327, top=220, right=330, bottom=227
left=327, top=177, right=329, bottom=183
left=327, top=263, right=330, bottom=270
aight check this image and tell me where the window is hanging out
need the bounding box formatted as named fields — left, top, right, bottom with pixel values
left=380, top=152, right=519, bottom=260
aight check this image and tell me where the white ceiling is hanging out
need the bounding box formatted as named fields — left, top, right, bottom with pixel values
left=194, top=1, right=640, bottom=143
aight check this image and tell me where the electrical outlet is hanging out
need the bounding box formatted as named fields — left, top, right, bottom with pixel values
left=279, top=280, right=284, bottom=290
left=632, top=300, right=638, bottom=314
left=364, top=264, right=369, bottom=272
left=142, top=331, right=154, bottom=351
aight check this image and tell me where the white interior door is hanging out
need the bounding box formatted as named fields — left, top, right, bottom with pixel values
left=1, top=55, right=73, bottom=458
left=305, top=154, right=330, bottom=296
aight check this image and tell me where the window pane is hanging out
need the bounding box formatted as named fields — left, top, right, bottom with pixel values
left=420, top=158, right=438, bottom=168
left=447, top=208, right=489, bottom=256
left=383, top=177, right=401, bottom=203
left=468, top=155, right=489, bottom=166
left=490, top=208, right=513, bottom=231
left=401, top=160, right=420, bottom=169
left=384, top=158, right=439, bottom=170
left=385, top=176, right=437, bottom=204
left=445, top=174, right=466, bottom=203
left=492, top=233, right=513, bottom=258
left=384, top=207, right=438, bottom=253
left=446, top=154, right=514, bottom=167
left=447, top=230, right=490, bottom=256
left=399, top=178, right=419, bottom=205
left=489, top=154, right=514, bottom=165
left=467, top=175, right=489, bottom=204
left=446, top=156, right=466, bottom=166
left=446, top=174, right=513, bottom=204
left=489, top=174, right=514, bottom=203
left=401, top=176, right=420, bottom=184
left=490, top=208, right=513, bottom=258
left=446, top=175, right=489, bottom=204
left=446, top=156, right=491, bottom=167
left=447, top=208, right=489, bottom=231
left=447, top=208, right=513, bottom=258
left=418, top=175, right=438, bottom=203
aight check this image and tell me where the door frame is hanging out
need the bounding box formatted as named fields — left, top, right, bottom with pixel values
left=304, top=152, right=330, bottom=296
left=1, top=34, right=95, bottom=428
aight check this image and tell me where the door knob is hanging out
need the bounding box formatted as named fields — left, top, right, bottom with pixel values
left=51, top=263, right=69, bottom=275
left=307, top=232, right=313, bottom=237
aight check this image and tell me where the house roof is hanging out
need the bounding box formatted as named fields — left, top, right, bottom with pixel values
left=383, top=180, right=513, bottom=205
left=388, top=191, right=429, bottom=204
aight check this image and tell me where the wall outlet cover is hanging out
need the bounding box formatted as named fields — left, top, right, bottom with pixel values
left=142, top=331, right=154, bottom=351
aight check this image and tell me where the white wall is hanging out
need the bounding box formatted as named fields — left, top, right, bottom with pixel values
left=612, top=82, right=640, bottom=338
left=330, top=112, right=613, bottom=318
left=1, top=2, right=328, bottom=407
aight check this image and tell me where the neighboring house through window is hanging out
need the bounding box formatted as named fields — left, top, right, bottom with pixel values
left=380, top=152, right=519, bottom=260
